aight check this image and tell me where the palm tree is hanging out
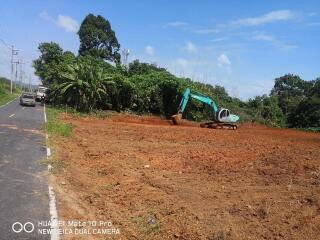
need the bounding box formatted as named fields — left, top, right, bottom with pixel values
left=54, top=57, right=114, bottom=111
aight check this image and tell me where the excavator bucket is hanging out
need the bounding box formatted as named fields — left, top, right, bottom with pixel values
left=171, top=113, right=182, bottom=125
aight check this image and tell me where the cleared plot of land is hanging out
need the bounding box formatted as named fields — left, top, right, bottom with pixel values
left=51, top=114, right=320, bottom=240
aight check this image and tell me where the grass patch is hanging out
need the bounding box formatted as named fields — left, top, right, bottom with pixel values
left=295, top=127, right=320, bottom=133
left=67, top=106, right=111, bottom=119
left=300, top=127, right=320, bottom=133
left=132, top=212, right=161, bottom=236
left=0, top=78, right=22, bottom=106
left=0, top=91, right=20, bottom=106
left=49, top=104, right=111, bottom=119
left=45, top=106, right=73, bottom=137
left=43, top=106, right=72, bottom=173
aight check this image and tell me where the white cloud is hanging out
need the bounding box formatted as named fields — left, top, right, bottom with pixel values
left=193, top=28, right=219, bottom=34
left=184, top=41, right=197, bottom=53
left=57, top=15, right=79, bottom=33
left=231, top=10, right=295, bottom=26
left=217, top=54, right=231, bottom=67
left=252, top=33, right=274, bottom=41
left=251, top=32, right=298, bottom=50
left=39, top=11, right=78, bottom=33
left=211, top=37, right=227, bottom=42
left=167, top=21, right=187, bottom=27
left=145, top=45, right=155, bottom=56
left=277, top=43, right=298, bottom=50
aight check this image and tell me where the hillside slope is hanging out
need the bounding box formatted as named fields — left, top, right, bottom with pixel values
left=0, top=77, right=18, bottom=105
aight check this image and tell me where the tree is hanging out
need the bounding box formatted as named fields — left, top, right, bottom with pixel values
left=52, top=56, right=114, bottom=111
left=289, top=96, right=320, bottom=128
left=271, top=74, right=308, bottom=116
left=33, top=42, right=64, bottom=86
left=108, top=75, right=136, bottom=111
left=78, top=14, right=121, bottom=63
left=311, top=78, right=320, bottom=97
left=287, top=78, right=320, bottom=128
left=248, top=95, right=286, bottom=127
left=128, top=59, right=167, bottom=76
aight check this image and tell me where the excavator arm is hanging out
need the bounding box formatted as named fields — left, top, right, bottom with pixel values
left=172, top=88, right=240, bottom=128
left=177, top=88, right=219, bottom=114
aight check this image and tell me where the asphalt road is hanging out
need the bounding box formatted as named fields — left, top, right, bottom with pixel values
left=0, top=99, right=50, bottom=240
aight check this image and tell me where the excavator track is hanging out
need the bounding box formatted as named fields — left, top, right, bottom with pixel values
left=200, top=121, right=238, bottom=130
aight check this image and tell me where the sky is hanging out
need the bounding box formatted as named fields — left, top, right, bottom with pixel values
left=0, top=0, right=319, bottom=99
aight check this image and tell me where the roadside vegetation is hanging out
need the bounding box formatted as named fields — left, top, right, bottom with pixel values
left=43, top=106, right=73, bottom=172
left=0, top=77, right=21, bottom=106
left=45, top=106, right=73, bottom=137
left=33, top=14, right=320, bottom=129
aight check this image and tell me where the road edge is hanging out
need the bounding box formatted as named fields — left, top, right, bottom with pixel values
left=44, top=104, right=60, bottom=240
left=0, top=96, right=18, bottom=109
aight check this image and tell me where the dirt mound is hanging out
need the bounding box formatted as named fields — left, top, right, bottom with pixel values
left=51, top=114, right=320, bottom=240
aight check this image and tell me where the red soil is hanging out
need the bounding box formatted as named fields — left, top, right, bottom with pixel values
left=51, top=114, right=320, bottom=240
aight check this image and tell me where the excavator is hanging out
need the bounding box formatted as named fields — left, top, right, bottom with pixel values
left=171, top=88, right=240, bottom=130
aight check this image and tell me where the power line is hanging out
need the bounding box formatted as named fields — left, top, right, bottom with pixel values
left=1, top=37, right=37, bottom=92
left=0, top=38, right=11, bottom=50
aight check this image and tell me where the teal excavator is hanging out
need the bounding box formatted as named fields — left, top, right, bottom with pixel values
left=172, top=88, right=240, bottom=130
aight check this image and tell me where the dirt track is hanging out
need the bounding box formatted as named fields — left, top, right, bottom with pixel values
left=51, top=114, right=320, bottom=240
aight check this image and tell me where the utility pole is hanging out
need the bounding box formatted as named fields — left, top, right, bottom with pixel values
left=19, top=61, right=22, bottom=89
left=19, top=60, right=25, bottom=90
left=29, top=74, right=31, bottom=92
left=13, top=60, right=20, bottom=91
left=10, top=45, right=19, bottom=94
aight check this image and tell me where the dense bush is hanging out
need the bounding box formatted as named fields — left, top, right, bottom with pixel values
left=271, top=74, right=320, bottom=128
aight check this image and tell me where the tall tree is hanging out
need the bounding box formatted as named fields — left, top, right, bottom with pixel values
left=271, top=74, right=306, bottom=116
left=33, top=42, right=64, bottom=86
left=78, top=14, right=121, bottom=63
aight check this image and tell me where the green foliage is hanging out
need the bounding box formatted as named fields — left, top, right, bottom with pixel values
left=33, top=42, right=66, bottom=86
left=301, top=127, right=320, bottom=133
left=271, top=74, right=320, bottom=128
left=288, top=96, right=320, bottom=128
left=45, top=106, right=73, bottom=137
left=33, top=14, right=320, bottom=129
left=0, top=77, right=21, bottom=105
left=108, top=75, right=136, bottom=111
left=128, top=60, right=167, bottom=75
left=249, top=95, right=286, bottom=127
left=78, top=14, right=121, bottom=63
left=51, top=56, right=114, bottom=111
left=271, top=74, right=307, bottom=116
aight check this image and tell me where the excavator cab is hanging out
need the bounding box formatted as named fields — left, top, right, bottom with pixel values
left=217, top=108, right=240, bottom=123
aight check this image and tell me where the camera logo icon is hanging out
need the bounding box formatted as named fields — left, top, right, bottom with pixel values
left=12, top=222, right=35, bottom=233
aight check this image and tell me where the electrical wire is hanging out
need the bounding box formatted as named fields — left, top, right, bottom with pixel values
left=0, top=38, right=11, bottom=50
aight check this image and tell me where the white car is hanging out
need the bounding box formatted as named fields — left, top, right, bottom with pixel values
left=20, top=92, right=36, bottom=107
left=36, top=86, right=49, bottom=102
